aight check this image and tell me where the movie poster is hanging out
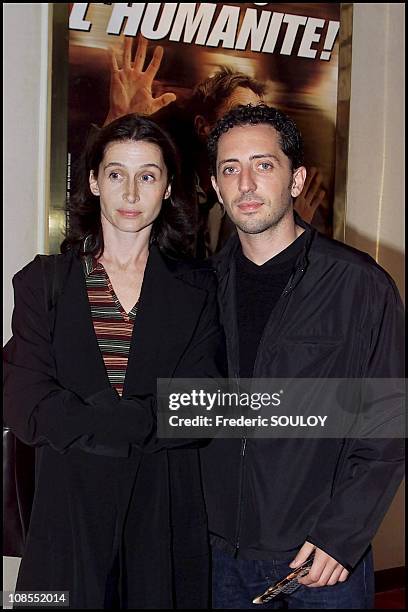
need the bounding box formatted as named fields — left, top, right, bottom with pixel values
left=68, top=3, right=341, bottom=253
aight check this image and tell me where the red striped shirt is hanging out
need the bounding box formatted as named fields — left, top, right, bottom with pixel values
left=82, top=255, right=138, bottom=396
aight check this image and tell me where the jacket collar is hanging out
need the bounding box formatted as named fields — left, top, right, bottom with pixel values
left=82, top=236, right=212, bottom=286
left=54, top=244, right=210, bottom=399
left=285, top=212, right=316, bottom=294
left=213, top=212, right=316, bottom=292
left=123, top=244, right=209, bottom=396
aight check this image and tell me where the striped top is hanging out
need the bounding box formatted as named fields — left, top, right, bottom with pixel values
left=82, top=254, right=138, bottom=396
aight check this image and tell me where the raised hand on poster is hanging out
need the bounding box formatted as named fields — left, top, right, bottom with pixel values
left=103, top=36, right=177, bottom=126
left=294, top=167, right=325, bottom=224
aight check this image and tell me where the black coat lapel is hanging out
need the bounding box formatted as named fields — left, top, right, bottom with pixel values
left=52, top=255, right=110, bottom=399
left=52, top=248, right=208, bottom=400
left=123, top=246, right=208, bottom=397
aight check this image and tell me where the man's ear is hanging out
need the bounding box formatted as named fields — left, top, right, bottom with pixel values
left=89, top=170, right=100, bottom=196
left=211, top=175, right=223, bottom=204
left=194, top=115, right=212, bottom=139
left=291, top=166, right=307, bottom=198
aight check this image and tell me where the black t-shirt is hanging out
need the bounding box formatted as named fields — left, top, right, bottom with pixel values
left=235, top=232, right=306, bottom=378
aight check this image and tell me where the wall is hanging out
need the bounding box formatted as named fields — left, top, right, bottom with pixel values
left=3, top=2, right=50, bottom=595
left=3, top=3, right=49, bottom=344
left=346, top=3, right=405, bottom=572
left=3, top=0, right=405, bottom=592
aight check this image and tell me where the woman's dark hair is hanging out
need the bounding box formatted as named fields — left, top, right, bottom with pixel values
left=207, top=103, right=304, bottom=175
left=61, top=114, right=196, bottom=259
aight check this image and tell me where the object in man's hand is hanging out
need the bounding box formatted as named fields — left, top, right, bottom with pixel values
left=252, top=555, right=315, bottom=604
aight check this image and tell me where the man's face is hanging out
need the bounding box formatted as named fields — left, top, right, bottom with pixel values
left=211, top=124, right=305, bottom=235
left=89, top=140, right=171, bottom=236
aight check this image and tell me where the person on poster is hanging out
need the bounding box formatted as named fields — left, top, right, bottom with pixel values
left=3, top=114, right=226, bottom=609
left=100, top=36, right=325, bottom=255
left=199, top=104, right=405, bottom=609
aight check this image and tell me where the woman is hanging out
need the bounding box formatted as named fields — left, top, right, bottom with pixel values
left=4, top=114, right=226, bottom=608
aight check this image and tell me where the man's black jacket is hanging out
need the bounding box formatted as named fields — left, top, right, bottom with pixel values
left=200, top=215, right=405, bottom=570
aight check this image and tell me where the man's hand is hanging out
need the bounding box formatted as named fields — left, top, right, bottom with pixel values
left=294, top=167, right=325, bottom=224
left=104, top=36, right=177, bottom=126
left=289, top=541, right=349, bottom=587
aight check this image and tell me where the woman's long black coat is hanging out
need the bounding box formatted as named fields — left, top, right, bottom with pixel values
left=3, top=245, right=226, bottom=609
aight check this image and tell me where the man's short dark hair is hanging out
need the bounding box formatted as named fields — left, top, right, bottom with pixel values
left=190, top=66, right=266, bottom=125
left=207, top=104, right=304, bottom=175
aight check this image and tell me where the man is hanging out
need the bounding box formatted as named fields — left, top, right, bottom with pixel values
left=199, top=104, right=404, bottom=609
left=188, top=66, right=325, bottom=254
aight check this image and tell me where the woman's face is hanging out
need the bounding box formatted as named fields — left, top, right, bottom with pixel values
left=89, top=139, right=171, bottom=236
